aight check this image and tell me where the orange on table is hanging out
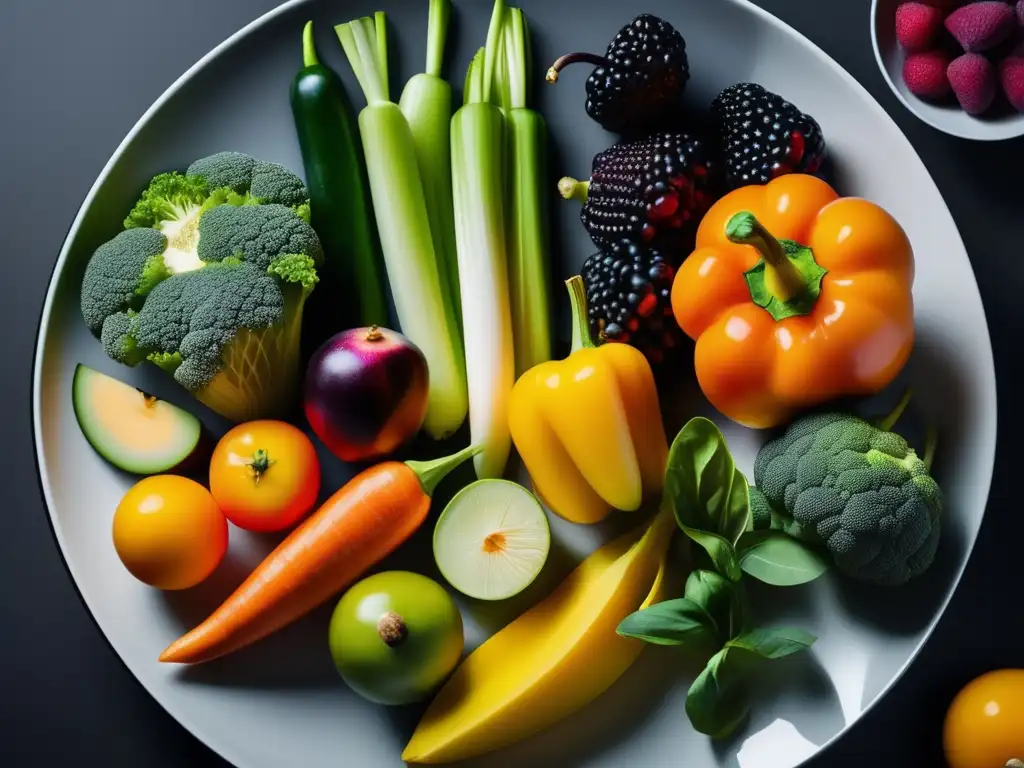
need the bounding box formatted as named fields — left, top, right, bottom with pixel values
left=113, top=475, right=228, bottom=591
left=208, top=420, right=321, bottom=533
left=944, top=669, right=1024, bottom=768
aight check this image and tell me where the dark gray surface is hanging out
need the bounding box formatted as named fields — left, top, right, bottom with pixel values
left=0, top=0, right=1018, bottom=765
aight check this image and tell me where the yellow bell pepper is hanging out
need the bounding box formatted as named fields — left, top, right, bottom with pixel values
left=508, top=276, right=669, bottom=524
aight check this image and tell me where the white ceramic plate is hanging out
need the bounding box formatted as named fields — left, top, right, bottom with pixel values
left=33, top=0, right=997, bottom=766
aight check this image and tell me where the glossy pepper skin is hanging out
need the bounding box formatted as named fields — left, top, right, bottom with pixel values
left=671, top=174, right=915, bottom=429
left=509, top=276, right=669, bottom=525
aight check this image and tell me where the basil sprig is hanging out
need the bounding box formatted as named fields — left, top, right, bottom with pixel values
left=617, top=417, right=824, bottom=739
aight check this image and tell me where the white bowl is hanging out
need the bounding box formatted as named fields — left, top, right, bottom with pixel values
left=871, top=0, right=1024, bottom=140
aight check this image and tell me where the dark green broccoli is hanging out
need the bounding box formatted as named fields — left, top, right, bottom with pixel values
left=751, top=398, right=941, bottom=587
left=80, top=228, right=169, bottom=334
left=186, top=152, right=258, bottom=193
left=100, top=311, right=146, bottom=366
left=100, top=257, right=317, bottom=422
left=250, top=161, right=309, bottom=208
left=80, top=152, right=321, bottom=422
left=116, top=151, right=311, bottom=274
left=197, top=204, right=323, bottom=269
left=186, top=152, right=308, bottom=207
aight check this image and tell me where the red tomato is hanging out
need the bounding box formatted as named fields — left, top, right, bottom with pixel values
left=209, top=420, right=321, bottom=532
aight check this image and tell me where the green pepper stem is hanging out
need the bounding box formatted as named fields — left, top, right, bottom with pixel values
left=726, top=212, right=805, bottom=301
left=558, top=177, right=589, bottom=204
left=302, top=21, right=320, bottom=68
left=567, top=275, right=596, bottom=352
left=877, top=389, right=913, bottom=433
left=407, top=444, right=482, bottom=497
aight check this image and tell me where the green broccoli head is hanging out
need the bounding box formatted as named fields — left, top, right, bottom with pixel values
left=109, top=258, right=313, bottom=422
left=196, top=204, right=323, bottom=270
left=752, top=411, right=942, bottom=587
left=81, top=228, right=169, bottom=335
left=115, top=152, right=311, bottom=276
left=79, top=152, right=319, bottom=422
left=187, top=152, right=308, bottom=207
left=186, top=152, right=258, bottom=193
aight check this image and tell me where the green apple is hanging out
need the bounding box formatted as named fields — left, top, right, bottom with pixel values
left=328, top=571, right=464, bottom=706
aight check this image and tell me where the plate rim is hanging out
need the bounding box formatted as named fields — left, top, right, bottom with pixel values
left=31, top=1, right=999, bottom=766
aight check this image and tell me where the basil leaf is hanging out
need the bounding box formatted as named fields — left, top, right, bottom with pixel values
left=666, top=418, right=752, bottom=558
left=726, top=626, right=817, bottom=659
left=685, top=570, right=748, bottom=641
left=687, top=626, right=817, bottom=739
left=685, top=647, right=753, bottom=739
left=616, top=598, right=717, bottom=647
left=737, top=530, right=830, bottom=587
left=680, top=524, right=742, bottom=582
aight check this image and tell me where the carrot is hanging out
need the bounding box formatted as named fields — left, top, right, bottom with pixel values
left=159, top=444, right=480, bottom=665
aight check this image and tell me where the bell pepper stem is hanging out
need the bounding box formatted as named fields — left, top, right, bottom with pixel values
left=407, top=444, right=482, bottom=497
left=726, top=211, right=805, bottom=302
left=566, top=275, right=596, bottom=352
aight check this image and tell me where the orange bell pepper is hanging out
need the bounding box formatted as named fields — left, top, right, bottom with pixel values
left=671, top=174, right=915, bottom=429
left=508, top=276, right=668, bottom=525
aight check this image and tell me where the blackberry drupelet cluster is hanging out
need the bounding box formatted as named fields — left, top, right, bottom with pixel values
left=712, top=83, right=826, bottom=190
left=581, top=240, right=681, bottom=365
left=548, top=14, right=690, bottom=136
left=575, top=132, right=718, bottom=252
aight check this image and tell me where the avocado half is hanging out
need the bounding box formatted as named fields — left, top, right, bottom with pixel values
left=72, top=364, right=207, bottom=475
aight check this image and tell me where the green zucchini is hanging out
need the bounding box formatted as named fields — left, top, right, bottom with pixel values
left=290, top=20, right=388, bottom=328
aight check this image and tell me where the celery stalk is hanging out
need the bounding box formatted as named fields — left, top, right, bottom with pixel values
left=500, top=8, right=552, bottom=376
left=336, top=14, right=468, bottom=440
left=451, top=0, right=515, bottom=479
left=399, top=0, right=463, bottom=338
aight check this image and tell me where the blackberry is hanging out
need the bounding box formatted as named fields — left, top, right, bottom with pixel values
left=546, top=14, right=689, bottom=136
left=581, top=240, right=681, bottom=365
left=561, top=132, right=719, bottom=252
left=712, top=83, right=827, bottom=190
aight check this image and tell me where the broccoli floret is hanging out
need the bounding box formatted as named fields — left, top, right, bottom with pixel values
left=187, top=152, right=308, bottom=208
left=186, top=152, right=258, bottom=194
left=196, top=204, right=323, bottom=270
left=115, top=260, right=308, bottom=422
left=79, top=152, right=319, bottom=422
left=100, top=311, right=147, bottom=366
left=117, top=153, right=311, bottom=275
left=80, top=228, right=169, bottom=335
left=123, top=172, right=208, bottom=230
left=752, top=409, right=941, bottom=587
left=250, top=161, right=309, bottom=207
